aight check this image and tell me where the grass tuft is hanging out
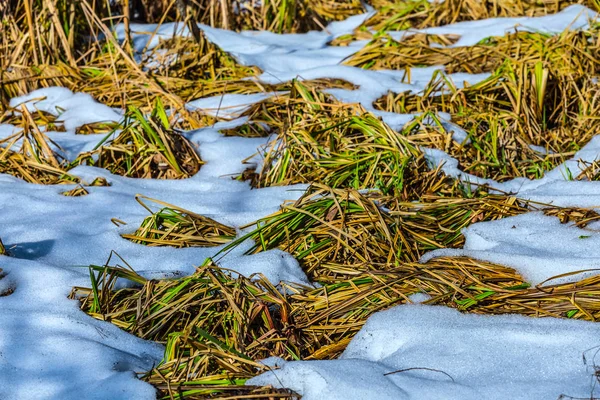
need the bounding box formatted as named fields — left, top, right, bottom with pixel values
left=122, top=196, right=236, bottom=247
left=74, top=100, right=202, bottom=179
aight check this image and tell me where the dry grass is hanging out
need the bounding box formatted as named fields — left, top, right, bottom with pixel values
left=120, top=0, right=366, bottom=33
left=227, top=81, right=440, bottom=199
left=61, top=177, right=110, bottom=196
left=6, top=0, right=600, bottom=397
left=332, top=0, right=598, bottom=44
left=373, top=54, right=600, bottom=181
left=71, top=260, right=302, bottom=399
left=344, top=27, right=600, bottom=75
left=73, top=219, right=600, bottom=395
left=0, top=106, right=79, bottom=184
left=73, top=100, right=203, bottom=179
left=122, top=196, right=236, bottom=247
left=220, top=185, right=531, bottom=283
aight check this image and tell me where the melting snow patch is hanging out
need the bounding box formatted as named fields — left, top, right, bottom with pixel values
left=9, top=87, right=122, bottom=131
left=422, top=212, right=600, bottom=285
left=250, top=304, right=600, bottom=400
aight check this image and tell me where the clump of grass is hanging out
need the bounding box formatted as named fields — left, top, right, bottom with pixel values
left=0, top=106, right=79, bottom=184
left=61, top=176, right=111, bottom=197
left=71, top=260, right=301, bottom=399
left=81, top=33, right=262, bottom=128
left=122, top=196, right=236, bottom=247
left=145, top=35, right=260, bottom=82
left=575, top=160, right=600, bottom=181
left=256, top=111, right=426, bottom=196
left=344, top=27, right=600, bottom=76
left=133, top=0, right=366, bottom=33
left=61, top=184, right=89, bottom=197
left=220, top=185, right=531, bottom=282
left=74, top=229, right=600, bottom=368
left=0, top=1, right=267, bottom=130
left=0, top=0, right=368, bottom=133
left=542, top=206, right=600, bottom=227
left=74, top=100, right=202, bottom=179
left=231, top=81, right=434, bottom=198
left=422, top=256, right=600, bottom=321
left=374, top=56, right=600, bottom=181
left=1, top=105, right=67, bottom=133
left=0, top=238, right=6, bottom=256
left=215, top=79, right=358, bottom=136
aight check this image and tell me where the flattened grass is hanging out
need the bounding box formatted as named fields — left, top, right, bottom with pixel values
left=71, top=261, right=302, bottom=399
left=75, top=226, right=600, bottom=383
left=228, top=81, right=437, bottom=198
left=123, top=196, right=236, bottom=248
left=221, top=185, right=531, bottom=282
left=332, top=0, right=597, bottom=44
left=344, top=27, right=600, bottom=75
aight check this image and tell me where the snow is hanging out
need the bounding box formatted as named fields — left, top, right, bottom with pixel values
left=421, top=212, right=600, bottom=285
left=0, top=92, right=309, bottom=398
left=0, top=257, right=163, bottom=399
left=4, top=4, right=600, bottom=400
left=250, top=305, right=600, bottom=400
left=9, top=87, right=122, bottom=131
left=186, top=92, right=285, bottom=119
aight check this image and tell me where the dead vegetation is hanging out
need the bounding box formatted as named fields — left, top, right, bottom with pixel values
left=73, top=99, right=202, bottom=179
left=373, top=56, right=600, bottom=181
left=73, top=218, right=600, bottom=397
left=332, top=0, right=599, bottom=44
left=122, top=196, right=236, bottom=247
left=0, top=106, right=79, bottom=184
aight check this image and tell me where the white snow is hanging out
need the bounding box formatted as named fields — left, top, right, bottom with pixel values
left=250, top=305, right=600, bottom=400
left=421, top=212, right=600, bottom=285
left=186, top=92, right=286, bottom=119
left=9, top=87, right=122, bottom=131
left=0, top=256, right=163, bottom=399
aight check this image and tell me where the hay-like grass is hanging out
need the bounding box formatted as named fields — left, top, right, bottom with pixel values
left=0, top=106, right=79, bottom=184
left=61, top=184, right=89, bottom=197
left=74, top=100, right=202, bottom=179
left=126, top=0, right=366, bottom=33
left=0, top=1, right=368, bottom=133
left=575, top=160, right=600, bottom=181
left=374, top=56, right=600, bottom=181
left=344, top=27, right=600, bottom=76
left=219, top=185, right=531, bottom=283
left=70, top=260, right=302, bottom=399
left=74, top=226, right=600, bottom=371
left=332, top=0, right=596, bottom=44
left=230, top=81, right=436, bottom=198
left=122, top=196, right=236, bottom=247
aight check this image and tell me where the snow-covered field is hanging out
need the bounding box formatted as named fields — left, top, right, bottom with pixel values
left=2, top=4, right=600, bottom=399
